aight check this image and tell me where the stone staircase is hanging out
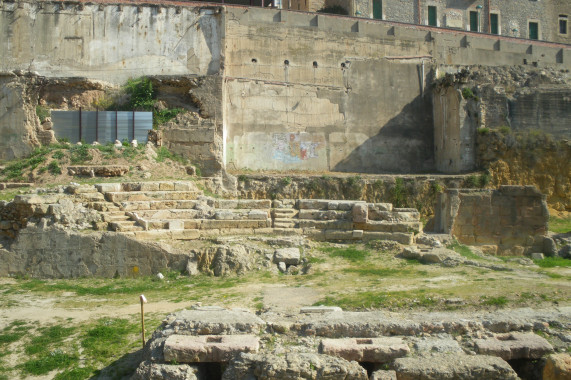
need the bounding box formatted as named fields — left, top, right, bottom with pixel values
left=70, top=181, right=424, bottom=244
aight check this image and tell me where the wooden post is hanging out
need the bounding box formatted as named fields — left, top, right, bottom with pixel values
left=140, top=294, right=147, bottom=348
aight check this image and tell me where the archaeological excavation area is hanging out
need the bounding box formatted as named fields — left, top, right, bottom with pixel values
left=0, top=0, right=570, bottom=379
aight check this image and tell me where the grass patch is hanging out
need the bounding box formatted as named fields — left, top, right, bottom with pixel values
left=321, top=246, right=369, bottom=262
left=343, top=267, right=414, bottom=277
left=22, top=349, right=79, bottom=375
left=53, top=366, right=97, bottom=380
left=155, top=146, right=188, bottom=165
left=82, top=318, right=139, bottom=361
left=447, top=241, right=481, bottom=260
left=481, top=296, right=508, bottom=307
left=534, top=257, right=571, bottom=268
left=316, top=290, right=439, bottom=310
left=25, top=325, right=77, bottom=355
left=549, top=216, right=571, bottom=234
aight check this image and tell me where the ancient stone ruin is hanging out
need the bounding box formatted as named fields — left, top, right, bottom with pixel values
left=131, top=305, right=570, bottom=380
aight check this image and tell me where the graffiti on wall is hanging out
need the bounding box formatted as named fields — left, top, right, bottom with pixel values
left=272, top=133, right=324, bottom=164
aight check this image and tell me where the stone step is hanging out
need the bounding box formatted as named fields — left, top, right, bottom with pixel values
left=215, top=199, right=272, bottom=209
left=273, top=221, right=297, bottom=229
left=135, top=209, right=201, bottom=219
left=101, top=212, right=131, bottom=222
left=109, top=220, right=144, bottom=232
left=120, top=200, right=200, bottom=211
left=75, top=192, right=106, bottom=202
left=96, top=181, right=198, bottom=193
left=85, top=201, right=120, bottom=212
left=272, top=209, right=298, bottom=218
left=105, top=191, right=201, bottom=203
left=143, top=219, right=272, bottom=231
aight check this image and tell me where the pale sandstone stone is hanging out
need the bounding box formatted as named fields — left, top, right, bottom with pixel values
left=163, top=335, right=259, bottom=363
left=474, top=332, right=553, bottom=360
left=320, top=337, right=410, bottom=362
left=273, top=247, right=300, bottom=265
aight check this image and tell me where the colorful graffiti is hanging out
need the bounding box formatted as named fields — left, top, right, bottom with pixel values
left=272, top=133, right=323, bottom=164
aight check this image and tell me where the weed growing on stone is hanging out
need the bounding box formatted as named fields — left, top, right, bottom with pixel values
left=155, top=146, right=187, bottom=165
left=390, top=178, right=408, bottom=208
left=447, top=241, right=482, bottom=260
left=35, top=105, right=51, bottom=123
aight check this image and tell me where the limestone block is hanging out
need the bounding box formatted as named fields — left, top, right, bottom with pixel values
left=542, top=353, right=571, bottom=380
left=394, top=353, right=518, bottom=379
left=327, top=201, right=339, bottom=210
left=371, top=370, right=397, bottom=380
left=216, top=200, right=238, bottom=209
left=215, top=210, right=236, bottom=220
left=139, top=182, right=160, bottom=191
left=352, top=230, right=363, bottom=238
left=159, top=182, right=175, bottom=191
left=531, top=252, right=544, bottom=260
left=248, top=210, right=268, bottom=220
left=352, top=203, right=368, bottom=223
left=163, top=335, right=259, bottom=363
left=320, top=337, right=410, bottom=362
left=298, top=199, right=329, bottom=210
left=298, top=220, right=354, bottom=230
left=474, top=332, right=553, bottom=360
left=325, top=230, right=355, bottom=240
left=363, top=232, right=413, bottom=245
left=122, top=182, right=142, bottom=191
left=273, top=247, right=300, bottom=265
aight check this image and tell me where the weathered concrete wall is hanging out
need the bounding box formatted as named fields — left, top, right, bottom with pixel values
left=0, top=73, right=40, bottom=160
left=435, top=186, right=549, bottom=255
left=433, top=86, right=477, bottom=173
left=0, top=1, right=223, bottom=83
left=224, top=7, right=434, bottom=173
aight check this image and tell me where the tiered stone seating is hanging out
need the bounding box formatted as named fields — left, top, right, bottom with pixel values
left=89, top=182, right=421, bottom=244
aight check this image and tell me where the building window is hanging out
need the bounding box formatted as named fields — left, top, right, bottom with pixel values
left=373, top=0, right=382, bottom=20
left=428, top=6, right=437, bottom=26
left=560, top=15, right=568, bottom=35
left=529, top=21, right=539, bottom=40
left=490, top=13, right=499, bottom=34
left=469, top=11, right=478, bottom=31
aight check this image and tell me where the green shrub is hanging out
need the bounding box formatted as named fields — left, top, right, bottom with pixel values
left=69, top=145, right=93, bottom=164
left=125, top=77, right=155, bottom=110
left=477, top=127, right=490, bottom=135
left=36, top=105, right=51, bottom=123
left=498, top=125, right=511, bottom=135
left=154, top=108, right=184, bottom=128
left=155, top=146, right=187, bottom=164
left=52, top=150, right=65, bottom=160
left=391, top=178, right=407, bottom=208
left=47, top=161, right=62, bottom=175
left=281, top=177, right=292, bottom=186
left=238, top=174, right=248, bottom=183
left=461, top=87, right=474, bottom=99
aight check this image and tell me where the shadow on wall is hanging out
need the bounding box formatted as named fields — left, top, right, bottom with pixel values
left=332, top=94, right=435, bottom=173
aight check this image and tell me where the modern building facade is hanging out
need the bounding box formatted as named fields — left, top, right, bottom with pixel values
left=279, top=0, right=570, bottom=44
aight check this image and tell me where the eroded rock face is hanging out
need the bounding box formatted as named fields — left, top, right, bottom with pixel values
left=543, top=353, right=571, bottom=380
left=132, top=361, right=204, bottom=380
left=221, top=352, right=368, bottom=380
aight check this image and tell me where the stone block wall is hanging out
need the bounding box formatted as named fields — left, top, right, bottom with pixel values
left=435, top=186, right=549, bottom=255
